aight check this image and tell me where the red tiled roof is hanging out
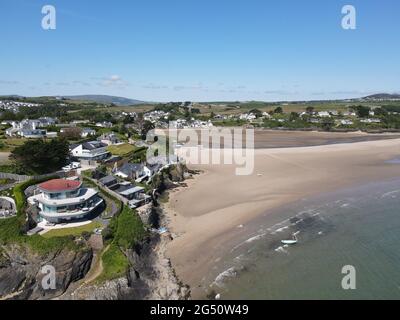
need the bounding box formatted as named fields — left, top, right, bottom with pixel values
left=39, top=179, right=82, bottom=192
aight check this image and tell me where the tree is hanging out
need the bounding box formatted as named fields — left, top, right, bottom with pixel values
left=60, top=127, right=82, bottom=140
left=306, top=106, right=315, bottom=114
left=0, top=111, right=19, bottom=121
left=274, top=106, right=283, bottom=114
left=184, top=109, right=191, bottom=120
left=141, top=120, right=155, bottom=140
left=10, top=139, right=69, bottom=175
left=249, top=109, right=263, bottom=118
left=352, top=105, right=370, bottom=118
left=321, top=118, right=335, bottom=131
left=289, top=112, right=300, bottom=121
left=120, top=125, right=128, bottom=135
left=374, top=107, right=388, bottom=116
left=123, top=115, right=135, bottom=124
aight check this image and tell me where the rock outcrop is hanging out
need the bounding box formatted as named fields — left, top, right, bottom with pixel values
left=63, top=235, right=190, bottom=300
left=0, top=244, right=93, bottom=300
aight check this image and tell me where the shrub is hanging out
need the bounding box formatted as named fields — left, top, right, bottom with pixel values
left=114, top=206, right=146, bottom=250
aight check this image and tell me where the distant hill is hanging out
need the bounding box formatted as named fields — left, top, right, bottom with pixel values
left=0, top=95, right=24, bottom=99
left=363, top=93, right=400, bottom=100
left=62, top=95, right=147, bottom=106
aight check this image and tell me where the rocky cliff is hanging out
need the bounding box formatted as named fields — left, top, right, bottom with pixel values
left=0, top=244, right=93, bottom=300
left=63, top=235, right=190, bottom=300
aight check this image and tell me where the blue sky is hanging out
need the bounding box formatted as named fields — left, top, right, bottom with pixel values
left=0, top=0, right=399, bottom=102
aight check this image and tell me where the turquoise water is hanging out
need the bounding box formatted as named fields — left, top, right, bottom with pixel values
left=208, top=178, right=400, bottom=300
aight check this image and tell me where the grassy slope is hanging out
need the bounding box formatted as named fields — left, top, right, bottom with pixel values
left=42, top=221, right=103, bottom=239
left=97, top=206, right=147, bottom=282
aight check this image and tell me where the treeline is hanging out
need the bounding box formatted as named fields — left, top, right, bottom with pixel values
left=0, top=103, right=80, bottom=121
left=9, top=139, right=69, bottom=175
left=153, top=102, right=200, bottom=121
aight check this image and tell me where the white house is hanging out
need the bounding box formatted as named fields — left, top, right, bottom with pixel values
left=114, top=163, right=146, bottom=180
left=360, top=118, right=381, bottom=124
left=98, top=132, right=120, bottom=145
left=343, top=111, right=356, bottom=117
left=5, top=119, right=57, bottom=138
left=339, top=119, right=354, bottom=126
left=95, top=121, right=113, bottom=128
left=28, top=179, right=103, bottom=224
left=81, top=128, right=96, bottom=138
left=318, top=111, right=331, bottom=118
left=239, top=113, right=257, bottom=121
left=70, top=141, right=110, bottom=161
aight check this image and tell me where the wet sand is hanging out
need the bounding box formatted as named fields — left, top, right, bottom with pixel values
left=156, top=128, right=400, bottom=149
left=248, top=130, right=400, bottom=148
left=164, top=136, right=400, bottom=298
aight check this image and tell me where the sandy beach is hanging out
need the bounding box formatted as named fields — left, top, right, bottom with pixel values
left=164, top=136, right=400, bottom=298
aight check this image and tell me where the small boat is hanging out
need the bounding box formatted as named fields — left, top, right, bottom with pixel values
left=281, top=232, right=298, bottom=245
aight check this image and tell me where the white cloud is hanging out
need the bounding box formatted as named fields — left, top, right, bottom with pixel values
left=95, top=75, right=129, bottom=88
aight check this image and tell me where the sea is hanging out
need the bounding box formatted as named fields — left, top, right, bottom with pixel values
left=203, top=168, right=400, bottom=300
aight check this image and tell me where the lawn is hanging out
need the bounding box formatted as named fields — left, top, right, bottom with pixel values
left=41, top=220, right=104, bottom=239
left=0, top=138, right=28, bottom=152
left=107, top=143, right=135, bottom=156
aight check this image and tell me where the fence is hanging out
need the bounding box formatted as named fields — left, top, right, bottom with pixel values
left=0, top=171, right=66, bottom=182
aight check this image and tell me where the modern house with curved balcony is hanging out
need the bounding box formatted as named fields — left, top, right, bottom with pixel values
left=28, top=179, right=103, bottom=224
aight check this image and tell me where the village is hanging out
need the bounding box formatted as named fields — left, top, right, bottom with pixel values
left=1, top=95, right=400, bottom=296
left=0, top=100, right=397, bottom=226
left=0, top=100, right=196, bottom=242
